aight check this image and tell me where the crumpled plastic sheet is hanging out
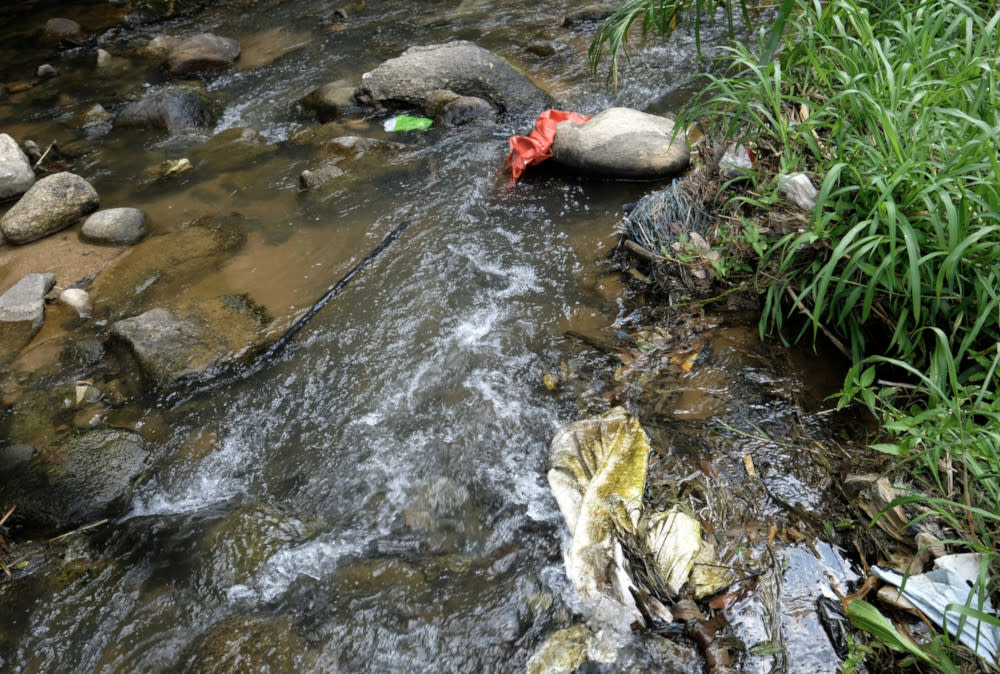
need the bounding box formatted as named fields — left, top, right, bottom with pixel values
left=873, top=560, right=1000, bottom=662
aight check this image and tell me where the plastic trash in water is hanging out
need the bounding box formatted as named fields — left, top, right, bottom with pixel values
left=383, top=115, right=433, bottom=132
left=873, top=555, right=1000, bottom=662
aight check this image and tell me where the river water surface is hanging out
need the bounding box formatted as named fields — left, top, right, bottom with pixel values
left=0, top=1, right=864, bottom=672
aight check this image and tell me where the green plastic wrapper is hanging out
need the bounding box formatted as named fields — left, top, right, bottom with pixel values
left=384, top=115, right=433, bottom=132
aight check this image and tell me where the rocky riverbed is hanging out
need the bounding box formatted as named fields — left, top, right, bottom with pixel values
left=1, top=1, right=882, bottom=672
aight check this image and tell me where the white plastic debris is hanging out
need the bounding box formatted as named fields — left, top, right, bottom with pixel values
left=778, top=172, right=819, bottom=211
left=873, top=555, right=1000, bottom=661
left=720, top=144, right=754, bottom=180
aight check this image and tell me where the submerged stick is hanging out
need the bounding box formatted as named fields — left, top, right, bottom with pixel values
left=174, top=219, right=412, bottom=406
left=256, top=218, right=412, bottom=369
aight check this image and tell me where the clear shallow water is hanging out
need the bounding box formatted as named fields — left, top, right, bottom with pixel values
left=1, top=2, right=858, bottom=672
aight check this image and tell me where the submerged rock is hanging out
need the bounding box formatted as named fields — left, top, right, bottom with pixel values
left=527, top=624, right=597, bottom=674
left=0, top=272, right=56, bottom=364
left=360, top=41, right=552, bottom=118
left=0, top=428, right=151, bottom=533
left=109, top=296, right=271, bottom=389
left=116, top=86, right=215, bottom=132
left=562, top=4, right=617, bottom=27
left=551, top=107, right=690, bottom=179
left=0, top=172, right=99, bottom=244
left=299, top=136, right=409, bottom=190
left=299, top=161, right=345, bottom=190
left=166, top=33, right=240, bottom=76
left=194, top=503, right=313, bottom=596
left=44, top=17, right=85, bottom=42
left=181, top=614, right=314, bottom=673
left=87, top=218, right=246, bottom=319
left=80, top=207, right=148, bottom=245
left=0, top=134, right=37, bottom=200
left=189, top=127, right=276, bottom=173
left=71, top=104, right=114, bottom=139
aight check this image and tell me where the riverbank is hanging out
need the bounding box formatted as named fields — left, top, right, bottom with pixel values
left=600, top=0, right=1000, bottom=669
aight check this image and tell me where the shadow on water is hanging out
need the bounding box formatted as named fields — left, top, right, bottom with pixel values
left=0, top=1, right=869, bottom=672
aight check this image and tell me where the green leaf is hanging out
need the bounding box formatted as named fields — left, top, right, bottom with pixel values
left=846, top=599, right=938, bottom=667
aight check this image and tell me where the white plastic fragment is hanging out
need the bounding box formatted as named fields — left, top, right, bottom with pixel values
left=720, top=144, right=754, bottom=180
left=778, top=172, right=819, bottom=211
left=644, top=508, right=701, bottom=595
left=873, top=555, right=1000, bottom=661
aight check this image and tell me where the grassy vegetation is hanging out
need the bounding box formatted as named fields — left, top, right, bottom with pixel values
left=594, top=0, right=1000, bottom=669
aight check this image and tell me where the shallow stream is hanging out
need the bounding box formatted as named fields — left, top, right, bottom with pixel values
left=1, top=1, right=866, bottom=671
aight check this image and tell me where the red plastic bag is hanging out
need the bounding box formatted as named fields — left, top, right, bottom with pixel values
left=504, top=109, right=592, bottom=182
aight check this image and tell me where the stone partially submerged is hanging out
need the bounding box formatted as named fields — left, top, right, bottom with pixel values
left=0, top=133, right=36, bottom=201
left=116, top=86, right=216, bottom=132
left=0, top=428, right=152, bottom=533
left=0, top=172, right=99, bottom=244
left=110, top=296, right=272, bottom=389
left=166, top=33, right=240, bottom=76
left=0, top=272, right=56, bottom=365
left=551, top=107, right=690, bottom=179
left=360, top=41, right=553, bottom=118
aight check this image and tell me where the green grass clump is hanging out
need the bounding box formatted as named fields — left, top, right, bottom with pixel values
left=689, top=1, right=1000, bottom=668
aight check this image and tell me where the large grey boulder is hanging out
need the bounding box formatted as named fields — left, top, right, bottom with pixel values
left=551, top=108, right=690, bottom=179
left=167, top=33, right=240, bottom=76
left=116, top=86, right=215, bottom=132
left=0, top=272, right=56, bottom=364
left=81, top=207, right=148, bottom=245
left=360, top=41, right=552, bottom=118
left=0, top=133, right=36, bottom=200
left=0, top=428, right=152, bottom=533
left=0, top=172, right=98, bottom=244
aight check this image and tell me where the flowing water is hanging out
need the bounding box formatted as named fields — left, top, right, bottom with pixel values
left=1, top=1, right=865, bottom=672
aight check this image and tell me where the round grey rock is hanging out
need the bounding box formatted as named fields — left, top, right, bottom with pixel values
left=81, top=207, right=148, bottom=245
left=167, top=33, right=240, bottom=76
left=551, top=107, right=691, bottom=179
left=0, top=133, right=36, bottom=200
left=360, top=41, right=552, bottom=118
left=0, top=172, right=98, bottom=244
left=116, top=86, right=215, bottom=132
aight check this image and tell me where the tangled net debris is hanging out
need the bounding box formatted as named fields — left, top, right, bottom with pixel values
left=618, top=178, right=713, bottom=258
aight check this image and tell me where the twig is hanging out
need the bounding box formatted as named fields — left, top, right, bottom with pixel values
left=785, top=286, right=851, bottom=360
left=876, top=379, right=922, bottom=391
left=48, top=518, right=108, bottom=542
left=623, top=238, right=663, bottom=263
left=32, top=142, right=55, bottom=170
left=0, top=505, right=14, bottom=528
